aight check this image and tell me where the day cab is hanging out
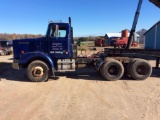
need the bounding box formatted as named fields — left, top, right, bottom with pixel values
left=12, top=17, right=77, bottom=82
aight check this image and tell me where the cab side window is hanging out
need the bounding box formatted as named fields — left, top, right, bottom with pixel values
left=50, top=26, right=67, bottom=38
left=58, top=27, right=67, bottom=38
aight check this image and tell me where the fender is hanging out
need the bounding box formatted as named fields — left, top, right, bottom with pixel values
left=19, top=51, right=54, bottom=68
left=94, top=59, right=104, bottom=71
left=95, top=58, right=114, bottom=71
left=19, top=51, right=55, bottom=77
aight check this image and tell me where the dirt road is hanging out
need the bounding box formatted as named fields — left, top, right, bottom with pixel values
left=0, top=55, right=160, bottom=120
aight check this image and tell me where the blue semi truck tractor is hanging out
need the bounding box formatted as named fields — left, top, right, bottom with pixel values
left=12, top=0, right=160, bottom=82
left=12, top=18, right=78, bottom=82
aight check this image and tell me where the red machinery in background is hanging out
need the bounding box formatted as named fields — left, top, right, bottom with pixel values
left=113, top=29, right=139, bottom=48
left=95, top=38, right=107, bottom=47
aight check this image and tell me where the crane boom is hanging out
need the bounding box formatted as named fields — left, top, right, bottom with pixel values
left=126, top=0, right=143, bottom=49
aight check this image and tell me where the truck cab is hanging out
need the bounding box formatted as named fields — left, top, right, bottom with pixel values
left=12, top=18, right=77, bottom=82
left=13, top=22, right=73, bottom=59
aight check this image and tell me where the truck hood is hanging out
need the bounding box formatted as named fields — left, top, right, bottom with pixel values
left=13, top=37, right=45, bottom=59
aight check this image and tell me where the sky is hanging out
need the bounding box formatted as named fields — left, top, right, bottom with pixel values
left=0, top=0, right=159, bottom=37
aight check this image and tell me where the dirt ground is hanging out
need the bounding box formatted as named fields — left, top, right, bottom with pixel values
left=1, top=55, right=160, bottom=120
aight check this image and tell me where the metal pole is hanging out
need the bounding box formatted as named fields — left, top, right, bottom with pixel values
left=126, top=0, right=143, bottom=49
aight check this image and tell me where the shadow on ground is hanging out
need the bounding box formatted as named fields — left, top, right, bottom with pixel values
left=1, top=62, right=160, bottom=82
left=0, top=62, right=29, bottom=82
left=55, top=67, right=142, bottom=81
left=54, top=67, right=105, bottom=81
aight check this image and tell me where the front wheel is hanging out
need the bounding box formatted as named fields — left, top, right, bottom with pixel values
left=27, top=60, right=50, bottom=82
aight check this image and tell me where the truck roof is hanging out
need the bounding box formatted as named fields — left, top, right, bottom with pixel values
left=48, top=22, right=70, bottom=26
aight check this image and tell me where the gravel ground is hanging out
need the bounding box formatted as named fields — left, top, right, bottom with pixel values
left=0, top=55, right=160, bottom=120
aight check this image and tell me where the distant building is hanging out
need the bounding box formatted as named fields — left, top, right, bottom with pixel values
left=105, top=33, right=122, bottom=38
left=144, top=21, right=160, bottom=49
left=136, top=29, right=147, bottom=44
left=105, top=33, right=121, bottom=45
left=105, top=32, right=139, bottom=46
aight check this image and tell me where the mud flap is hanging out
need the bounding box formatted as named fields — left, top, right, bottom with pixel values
left=51, top=68, right=56, bottom=78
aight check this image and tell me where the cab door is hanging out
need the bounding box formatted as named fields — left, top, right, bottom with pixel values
left=47, top=23, right=71, bottom=59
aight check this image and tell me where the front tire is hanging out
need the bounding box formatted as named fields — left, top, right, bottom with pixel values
left=27, top=60, right=50, bottom=82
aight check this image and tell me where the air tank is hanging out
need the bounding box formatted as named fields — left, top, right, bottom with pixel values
left=121, top=29, right=129, bottom=38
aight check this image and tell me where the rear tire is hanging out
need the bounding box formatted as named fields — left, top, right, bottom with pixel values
left=27, top=60, right=50, bottom=82
left=100, top=59, right=124, bottom=81
left=127, top=58, right=142, bottom=76
left=128, top=59, right=152, bottom=80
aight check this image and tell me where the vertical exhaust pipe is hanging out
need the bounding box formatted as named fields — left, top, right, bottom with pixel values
left=69, top=17, right=74, bottom=44
left=69, top=17, right=71, bottom=25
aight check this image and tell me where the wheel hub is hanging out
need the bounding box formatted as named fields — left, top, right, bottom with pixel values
left=137, top=65, right=145, bottom=75
left=108, top=65, right=118, bottom=75
left=32, top=66, right=44, bottom=77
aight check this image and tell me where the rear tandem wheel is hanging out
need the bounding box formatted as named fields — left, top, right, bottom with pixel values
left=127, top=59, right=152, bottom=80
left=100, top=59, right=124, bottom=81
